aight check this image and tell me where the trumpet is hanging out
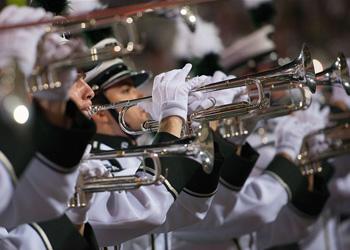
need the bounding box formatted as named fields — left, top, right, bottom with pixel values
left=68, top=124, right=214, bottom=208
left=217, top=53, right=350, bottom=139
left=316, top=53, right=350, bottom=95
left=218, top=85, right=312, bottom=139
left=89, top=45, right=315, bottom=136
left=297, top=112, right=350, bottom=176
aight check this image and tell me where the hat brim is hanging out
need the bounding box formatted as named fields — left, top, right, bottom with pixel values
left=102, top=70, right=151, bottom=90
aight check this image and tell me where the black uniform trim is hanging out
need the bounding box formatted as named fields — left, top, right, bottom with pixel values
left=265, top=155, right=332, bottom=217
left=264, top=155, right=305, bottom=200
left=183, top=187, right=217, bottom=198
left=184, top=132, right=224, bottom=196
left=36, top=215, right=99, bottom=250
left=34, top=100, right=96, bottom=171
left=219, top=178, right=241, bottom=192
left=29, top=223, right=53, bottom=250
left=144, top=132, right=201, bottom=195
left=91, top=134, right=134, bottom=173
left=35, top=153, right=76, bottom=174
left=288, top=161, right=333, bottom=217
left=91, top=134, right=133, bottom=151
left=219, top=141, right=259, bottom=191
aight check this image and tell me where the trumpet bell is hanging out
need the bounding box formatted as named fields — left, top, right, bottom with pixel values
left=316, top=53, right=350, bottom=95
left=297, top=121, right=350, bottom=176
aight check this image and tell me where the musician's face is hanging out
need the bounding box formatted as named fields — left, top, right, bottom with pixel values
left=104, top=79, right=149, bottom=130
left=69, top=76, right=94, bottom=117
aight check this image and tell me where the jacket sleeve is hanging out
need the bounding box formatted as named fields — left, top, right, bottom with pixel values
left=88, top=131, right=219, bottom=246
left=88, top=178, right=175, bottom=247
left=0, top=161, right=14, bottom=215
left=171, top=154, right=295, bottom=243
left=153, top=131, right=234, bottom=233
left=0, top=225, right=46, bottom=250
left=256, top=206, right=316, bottom=249
left=0, top=101, right=96, bottom=229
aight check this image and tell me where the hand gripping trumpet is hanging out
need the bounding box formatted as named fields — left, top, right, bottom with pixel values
left=68, top=124, right=214, bottom=208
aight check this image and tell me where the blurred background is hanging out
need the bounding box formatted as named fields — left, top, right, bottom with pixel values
left=124, top=0, right=350, bottom=82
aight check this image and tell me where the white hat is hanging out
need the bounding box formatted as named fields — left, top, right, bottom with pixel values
left=85, top=38, right=150, bottom=92
left=220, top=25, right=276, bottom=70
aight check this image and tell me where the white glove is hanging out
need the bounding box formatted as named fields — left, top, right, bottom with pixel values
left=141, top=64, right=201, bottom=122
left=208, top=71, right=247, bottom=106
left=66, top=147, right=111, bottom=225
left=188, top=71, right=247, bottom=112
left=187, top=75, right=213, bottom=113
left=307, top=133, right=329, bottom=158
left=0, top=6, right=52, bottom=76
left=275, top=102, right=330, bottom=160
left=31, top=34, right=86, bottom=101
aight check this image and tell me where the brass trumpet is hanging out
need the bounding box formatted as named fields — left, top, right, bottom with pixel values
left=68, top=124, right=214, bottom=207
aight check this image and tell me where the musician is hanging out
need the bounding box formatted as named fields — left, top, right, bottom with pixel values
left=0, top=6, right=101, bottom=249
left=63, top=37, right=230, bottom=248
left=167, top=82, right=332, bottom=250
left=297, top=87, right=350, bottom=250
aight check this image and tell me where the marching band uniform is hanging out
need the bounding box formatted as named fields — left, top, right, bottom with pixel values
left=0, top=100, right=98, bottom=250
left=0, top=6, right=99, bottom=249
left=169, top=102, right=332, bottom=250
left=64, top=54, right=223, bottom=248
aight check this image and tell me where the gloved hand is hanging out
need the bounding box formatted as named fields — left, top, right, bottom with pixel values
left=31, top=34, right=87, bottom=101
left=187, top=75, right=212, bottom=113
left=188, top=71, right=247, bottom=113
left=275, top=101, right=330, bottom=160
left=0, top=6, right=52, bottom=76
left=66, top=146, right=111, bottom=225
left=307, top=133, right=329, bottom=158
left=140, top=64, right=203, bottom=122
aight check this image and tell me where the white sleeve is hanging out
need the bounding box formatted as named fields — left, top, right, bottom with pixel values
left=153, top=191, right=215, bottom=233
left=328, top=173, right=350, bottom=214
left=256, top=206, right=315, bottom=249
left=0, top=162, right=14, bottom=214
left=0, top=154, right=78, bottom=228
left=174, top=174, right=288, bottom=242
left=0, top=225, right=46, bottom=250
left=88, top=179, right=175, bottom=247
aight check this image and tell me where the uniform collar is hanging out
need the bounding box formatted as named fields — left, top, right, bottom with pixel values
left=91, top=133, right=134, bottom=151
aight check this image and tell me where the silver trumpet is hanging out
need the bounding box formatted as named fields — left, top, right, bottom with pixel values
left=89, top=45, right=316, bottom=136
left=297, top=112, right=350, bottom=176
left=218, top=53, right=350, bottom=139
left=68, top=124, right=214, bottom=208
left=316, top=53, right=350, bottom=95
left=26, top=14, right=143, bottom=94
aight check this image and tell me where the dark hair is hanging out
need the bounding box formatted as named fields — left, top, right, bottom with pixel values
left=30, top=0, right=70, bottom=15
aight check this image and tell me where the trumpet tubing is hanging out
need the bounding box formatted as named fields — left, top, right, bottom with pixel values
left=297, top=121, right=350, bottom=176
left=68, top=124, right=214, bottom=207
left=315, top=53, right=350, bottom=95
